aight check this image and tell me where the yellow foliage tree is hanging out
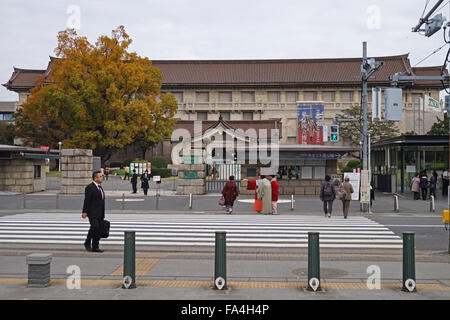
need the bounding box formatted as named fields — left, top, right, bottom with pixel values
left=14, top=26, right=178, bottom=162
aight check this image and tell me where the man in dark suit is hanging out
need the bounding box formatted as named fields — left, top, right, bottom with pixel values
left=131, top=170, right=138, bottom=193
left=82, top=171, right=106, bottom=253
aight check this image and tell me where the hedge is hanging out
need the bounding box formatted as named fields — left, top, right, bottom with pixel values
left=150, top=168, right=172, bottom=178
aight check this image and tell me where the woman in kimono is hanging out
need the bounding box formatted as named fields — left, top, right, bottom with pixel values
left=243, top=175, right=262, bottom=213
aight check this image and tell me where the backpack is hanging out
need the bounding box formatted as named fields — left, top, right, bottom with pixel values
left=323, top=182, right=333, bottom=197
left=336, top=186, right=347, bottom=200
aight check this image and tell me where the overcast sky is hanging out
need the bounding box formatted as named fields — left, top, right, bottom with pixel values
left=1, top=0, right=449, bottom=100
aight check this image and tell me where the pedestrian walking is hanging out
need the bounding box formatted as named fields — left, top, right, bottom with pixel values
left=269, top=174, right=279, bottom=215
left=243, top=175, right=263, bottom=213
left=257, top=175, right=272, bottom=215
left=411, top=173, right=420, bottom=200
left=221, top=176, right=239, bottom=214
left=420, top=171, right=429, bottom=201
left=82, top=171, right=106, bottom=253
left=340, top=177, right=354, bottom=219
left=104, top=167, right=110, bottom=181
left=124, top=166, right=130, bottom=180
left=141, top=170, right=150, bottom=196
left=320, top=175, right=336, bottom=218
left=430, top=171, right=437, bottom=199
left=443, top=168, right=449, bottom=196
left=131, top=170, right=138, bottom=194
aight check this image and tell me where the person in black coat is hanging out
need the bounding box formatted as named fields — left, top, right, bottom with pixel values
left=141, top=170, right=150, bottom=196
left=82, top=171, right=106, bottom=253
left=131, top=170, right=138, bottom=193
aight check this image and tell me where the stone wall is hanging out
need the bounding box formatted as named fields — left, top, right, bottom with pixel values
left=175, top=164, right=206, bottom=195
left=0, top=159, right=45, bottom=193
left=60, top=149, right=93, bottom=194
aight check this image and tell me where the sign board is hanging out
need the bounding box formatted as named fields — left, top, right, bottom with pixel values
left=298, top=105, right=324, bottom=145
left=372, top=88, right=382, bottom=121
left=360, top=170, right=371, bottom=204
left=344, top=172, right=360, bottom=200
left=130, top=162, right=150, bottom=175
left=184, top=171, right=197, bottom=179
left=406, top=165, right=416, bottom=173
left=424, top=94, right=441, bottom=112
left=153, top=175, right=161, bottom=182
left=40, top=146, right=50, bottom=151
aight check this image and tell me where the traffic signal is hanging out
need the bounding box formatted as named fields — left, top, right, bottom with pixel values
left=329, top=125, right=339, bottom=142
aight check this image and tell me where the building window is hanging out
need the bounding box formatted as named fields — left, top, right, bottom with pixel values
left=34, top=165, right=41, bottom=179
left=340, top=91, right=354, bottom=102
left=241, top=91, right=255, bottom=103
left=322, top=91, right=335, bottom=102
left=303, top=91, right=317, bottom=101
left=243, top=112, right=253, bottom=120
left=171, top=92, right=183, bottom=103
left=285, top=92, right=298, bottom=102
left=220, top=112, right=230, bottom=120
left=197, top=112, right=208, bottom=121
left=196, top=92, right=209, bottom=103
left=267, top=91, right=280, bottom=102
left=0, top=113, right=13, bottom=121
left=219, top=92, right=232, bottom=102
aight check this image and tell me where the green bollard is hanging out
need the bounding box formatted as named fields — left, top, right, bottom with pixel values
left=307, top=232, right=322, bottom=292
left=402, top=232, right=416, bottom=292
left=214, top=231, right=227, bottom=290
left=122, top=231, right=136, bottom=289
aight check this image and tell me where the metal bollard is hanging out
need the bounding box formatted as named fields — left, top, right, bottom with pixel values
left=23, top=193, right=26, bottom=209
left=121, top=193, right=125, bottom=211
left=393, top=195, right=399, bottom=212
left=214, top=231, right=227, bottom=290
left=122, top=231, right=136, bottom=289
left=402, top=232, right=416, bottom=292
left=430, top=196, right=435, bottom=213
left=307, top=232, right=321, bottom=292
left=291, top=194, right=294, bottom=211
left=56, top=194, right=59, bottom=210
left=155, top=194, right=159, bottom=211
left=189, top=193, right=193, bottom=210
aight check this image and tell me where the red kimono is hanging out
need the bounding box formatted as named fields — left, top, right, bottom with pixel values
left=246, top=179, right=262, bottom=212
left=271, top=180, right=279, bottom=202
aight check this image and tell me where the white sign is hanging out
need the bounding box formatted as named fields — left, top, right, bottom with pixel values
left=322, top=125, right=328, bottom=142
left=344, top=172, right=360, bottom=200
left=153, top=176, right=161, bottom=182
left=424, top=94, right=441, bottom=112
left=406, top=165, right=416, bottom=173
left=360, top=170, right=370, bottom=204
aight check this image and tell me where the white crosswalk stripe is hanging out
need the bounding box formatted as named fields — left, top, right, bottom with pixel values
left=0, top=213, right=403, bottom=249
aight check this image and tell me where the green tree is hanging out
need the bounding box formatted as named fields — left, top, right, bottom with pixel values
left=427, top=113, right=449, bottom=135
left=0, top=122, right=14, bottom=145
left=14, top=26, right=178, bottom=163
left=336, top=104, right=398, bottom=147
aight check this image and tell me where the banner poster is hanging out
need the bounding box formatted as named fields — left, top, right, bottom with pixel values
left=298, top=105, right=324, bottom=145
left=344, top=172, right=360, bottom=201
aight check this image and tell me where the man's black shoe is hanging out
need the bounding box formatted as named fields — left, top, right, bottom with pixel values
left=92, top=248, right=104, bottom=253
left=84, top=244, right=92, bottom=252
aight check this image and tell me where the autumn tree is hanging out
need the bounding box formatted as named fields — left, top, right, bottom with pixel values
left=14, top=26, right=178, bottom=162
left=427, top=113, right=449, bottom=135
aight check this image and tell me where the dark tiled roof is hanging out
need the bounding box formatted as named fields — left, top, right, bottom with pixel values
left=3, top=54, right=446, bottom=91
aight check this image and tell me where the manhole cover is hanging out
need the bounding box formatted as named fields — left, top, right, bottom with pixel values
left=292, top=268, right=348, bottom=278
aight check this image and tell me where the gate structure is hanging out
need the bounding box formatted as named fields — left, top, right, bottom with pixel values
left=206, top=163, right=241, bottom=193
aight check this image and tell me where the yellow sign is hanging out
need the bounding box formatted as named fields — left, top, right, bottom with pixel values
left=443, top=210, right=449, bottom=224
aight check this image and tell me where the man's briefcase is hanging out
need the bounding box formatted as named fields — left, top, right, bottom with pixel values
left=100, top=220, right=110, bottom=238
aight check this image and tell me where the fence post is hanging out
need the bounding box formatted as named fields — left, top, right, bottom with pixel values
left=122, top=193, right=125, bottom=211
left=122, top=231, right=136, bottom=289
left=394, top=195, right=399, bottom=212
left=430, top=196, right=435, bottom=213
left=402, top=232, right=416, bottom=292
left=56, top=194, right=59, bottom=210
left=23, top=193, right=26, bottom=209
left=214, top=231, right=227, bottom=290
left=291, top=194, right=294, bottom=211
left=307, top=232, right=321, bottom=292
left=189, top=193, right=193, bottom=210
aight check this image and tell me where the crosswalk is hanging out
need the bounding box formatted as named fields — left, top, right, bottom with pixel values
left=0, top=213, right=403, bottom=249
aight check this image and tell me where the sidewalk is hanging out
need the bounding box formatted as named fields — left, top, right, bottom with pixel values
left=1, top=250, right=450, bottom=300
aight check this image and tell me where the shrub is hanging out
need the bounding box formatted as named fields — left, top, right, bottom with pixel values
left=150, top=168, right=172, bottom=178
left=150, top=156, right=168, bottom=169
left=346, top=160, right=362, bottom=169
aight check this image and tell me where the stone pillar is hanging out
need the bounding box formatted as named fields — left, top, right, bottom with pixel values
left=60, top=149, right=93, bottom=194
left=176, top=164, right=206, bottom=195
left=0, top=159, right=39, bottom=193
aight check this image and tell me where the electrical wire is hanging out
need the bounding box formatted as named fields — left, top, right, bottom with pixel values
left=413, top=43, right=448, bottom=68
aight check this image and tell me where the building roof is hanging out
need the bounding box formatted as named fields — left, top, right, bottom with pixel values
left=172, top=117, right=282, bottom=139
left=372, top=135, right=449, bottom=148
left=3, top=54, right=446, bottom=91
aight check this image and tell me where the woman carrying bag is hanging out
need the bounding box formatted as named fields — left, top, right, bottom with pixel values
left=221, top=176, right=239, bottom=214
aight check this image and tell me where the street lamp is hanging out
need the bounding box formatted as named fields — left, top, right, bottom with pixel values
left=58, top=141, right=62, bottom=172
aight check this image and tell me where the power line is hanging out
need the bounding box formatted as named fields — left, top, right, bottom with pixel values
left=413, top=43, right=448, bottom=67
